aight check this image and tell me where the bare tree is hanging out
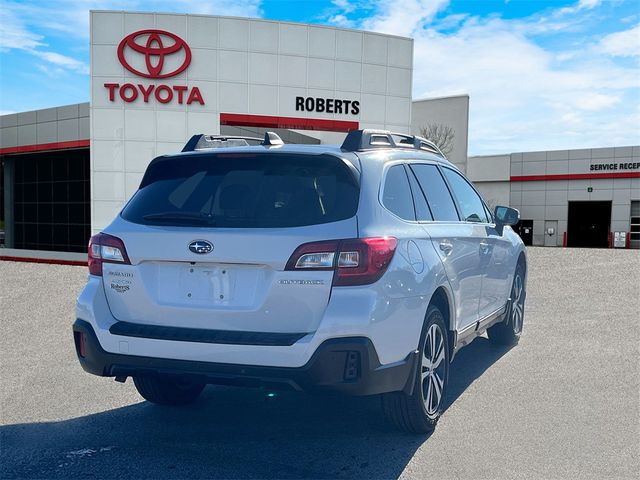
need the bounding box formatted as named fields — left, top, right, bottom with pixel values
left=419, top=123, right=455, bottom=156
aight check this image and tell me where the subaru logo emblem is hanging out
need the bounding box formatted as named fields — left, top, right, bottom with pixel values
left=188, top=240, right=213, bottom=254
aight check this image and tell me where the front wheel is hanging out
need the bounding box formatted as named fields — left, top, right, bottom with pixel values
left=488, top=263, right=526, bottom=346
left=382, top=305, right=449, bottom=433
left=133, top=374, right=205, bottom=406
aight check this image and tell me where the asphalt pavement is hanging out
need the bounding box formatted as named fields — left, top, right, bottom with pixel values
left=1, top=247, right=638, bottom=479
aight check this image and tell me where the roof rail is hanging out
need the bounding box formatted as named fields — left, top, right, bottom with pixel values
left=182, top=131, right=284, bottom=152
left=341, top=129, right=445, bottom=157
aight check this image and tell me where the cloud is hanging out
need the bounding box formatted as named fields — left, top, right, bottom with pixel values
left=360, top=0, right=450, bottom=37
left=413, top=19, right=638, bottom=152
left=577, top=93, right=622, bottom=111
left=596, top=23, right=640, bottom=57
left=559, top=0, right=602, bottom=15
left=0, top=0, right=90, bottom=75
left=1, top=0, right=263, bottom=79
left=165, top=0, right=263, bottom=18
left=0, top=3, right=44, bottom=51
left=332, top=0, right=356, bottom=13
left=2, top=0, right=263, bottom=40
left=328, top=14, right=355, bottom=28
left=327, top=0, right=639, bottom=153
left=32, top=50, right=89, bottom=74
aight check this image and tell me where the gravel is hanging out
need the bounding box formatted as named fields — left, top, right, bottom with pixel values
left=1, top=247, right=638, bottom=479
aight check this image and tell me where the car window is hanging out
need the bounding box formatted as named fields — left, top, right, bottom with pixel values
left=410, top=164, right=459, bottom=221
left=441, top=167, right=489, bottom=223
left=122, top=153, right=359, bottom=228
left=382, top=165, right=415, bottom=220
left=406, top=167, right=433, bottom=221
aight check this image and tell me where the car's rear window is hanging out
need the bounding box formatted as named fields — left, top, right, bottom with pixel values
left=121, top=152, right=359, bottom=228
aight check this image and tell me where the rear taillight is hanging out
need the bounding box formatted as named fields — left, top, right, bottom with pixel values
left=334, top=237, right=398, bottom=286
left=88, top=233, right=131, bottom=276
left=285, top=237, right=397, bottom=286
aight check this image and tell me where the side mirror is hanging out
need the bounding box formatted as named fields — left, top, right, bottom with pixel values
left=494, top=206, right=520, bottom=226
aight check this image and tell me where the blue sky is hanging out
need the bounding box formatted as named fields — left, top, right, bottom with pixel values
left=0, top=0, right=638, bottom=154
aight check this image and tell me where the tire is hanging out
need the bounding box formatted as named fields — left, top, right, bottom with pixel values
left=133, top=374, right=205, bottom=406
left=487, top=262, right=526, bottom=346
left=382, top=305, right=450, bottom=434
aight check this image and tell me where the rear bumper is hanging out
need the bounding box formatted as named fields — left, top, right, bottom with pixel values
left=73, top=319, right=418, bottom=396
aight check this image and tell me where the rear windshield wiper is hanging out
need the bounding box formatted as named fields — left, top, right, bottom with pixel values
left=142, top=212, right=216, bottom=225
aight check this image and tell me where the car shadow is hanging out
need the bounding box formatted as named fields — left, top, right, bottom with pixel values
left=445, top=336, right=514, bottom=409
left=1, top=337, right=513, bottom=480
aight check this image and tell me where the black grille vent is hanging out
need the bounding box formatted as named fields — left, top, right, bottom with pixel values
left=343, top=351, right=361, bottom=380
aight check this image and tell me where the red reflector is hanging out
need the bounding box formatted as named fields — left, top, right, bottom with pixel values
left=74, top=331, right=86, bottom=358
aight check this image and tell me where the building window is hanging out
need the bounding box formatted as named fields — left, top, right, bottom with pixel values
left=631, top=201, right=640, bottom=249
left=12, top=149, right=90, bottom=253
left=0, top=160, right=4, bottom=247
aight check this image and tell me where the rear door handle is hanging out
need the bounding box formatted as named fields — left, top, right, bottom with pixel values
left=439, top=241, right=453, bottom=254
left=479, top=240, right=490, bottom=254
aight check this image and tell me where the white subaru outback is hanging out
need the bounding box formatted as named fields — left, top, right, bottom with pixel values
left=74, top=130, right=526, bottom=433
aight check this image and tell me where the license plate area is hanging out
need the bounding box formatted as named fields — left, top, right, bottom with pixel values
left=152, top=262, right=266, bottom=309
left=178, top=264, right=235, bottom=305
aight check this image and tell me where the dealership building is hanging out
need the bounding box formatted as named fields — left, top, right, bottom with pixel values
left=468, top=149, right=640, bottom=248
left=0, top=11, right=638, bottom=257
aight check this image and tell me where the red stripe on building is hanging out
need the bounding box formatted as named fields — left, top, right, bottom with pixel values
left=510, top=172, right=640, bottom=182
left=0, top=139, right=90, bottom=155
left=220, top=113, right=359, bottom=133
left=0, top=256, right=86, bottom=267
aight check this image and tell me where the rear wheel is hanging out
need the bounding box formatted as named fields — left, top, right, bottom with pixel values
left=133, top=374, right=205, bottom=406
left=382, top=305, right=449, bottom=433
left=488, top=263, right=525, bottom=346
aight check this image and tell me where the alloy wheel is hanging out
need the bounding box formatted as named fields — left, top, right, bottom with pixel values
left=511, top=273, right=524, bottom=334
left=421, top=323, right=446, bottom=418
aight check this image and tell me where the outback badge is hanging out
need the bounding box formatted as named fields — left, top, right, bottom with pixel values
left=188, top=240, right=213, bottom=254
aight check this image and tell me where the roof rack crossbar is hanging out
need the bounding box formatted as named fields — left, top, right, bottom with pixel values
left=340, top=129, right=445, bottom=157
left=182, top=131, right=284, bottom=152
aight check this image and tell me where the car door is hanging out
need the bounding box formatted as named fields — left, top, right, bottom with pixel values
left=439, top=166, right=507, bottom=321
left=380, top=163, right=435, bottom=283
left=481, top=204, right=516, bottom=318
left=409, top=163, right=483, bottom=333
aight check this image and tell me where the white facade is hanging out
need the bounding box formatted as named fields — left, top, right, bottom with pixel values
left=411, top=95, right=469, bottom=172
left=90, top=11, right=414, bottom=232
left=467, top=154, right=510, bottom=208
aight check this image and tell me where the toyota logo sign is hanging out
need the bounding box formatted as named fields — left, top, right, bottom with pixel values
left=106, top=29, right=204, bottom=105
left=117, top=29, right=191, bottom=79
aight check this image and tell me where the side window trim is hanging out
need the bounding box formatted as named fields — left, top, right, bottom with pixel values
left=380, top=162, right=417, bottom=222
left=409, top=162, right=462, bottom=223
left=404, top=164, right=434, bottom=222
left=483, top=202, right=495, bottom=224
left=438, top=165, right=491, bottom=224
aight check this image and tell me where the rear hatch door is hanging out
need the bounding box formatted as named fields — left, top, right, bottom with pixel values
left=101, top=150, right=360, bottom=334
